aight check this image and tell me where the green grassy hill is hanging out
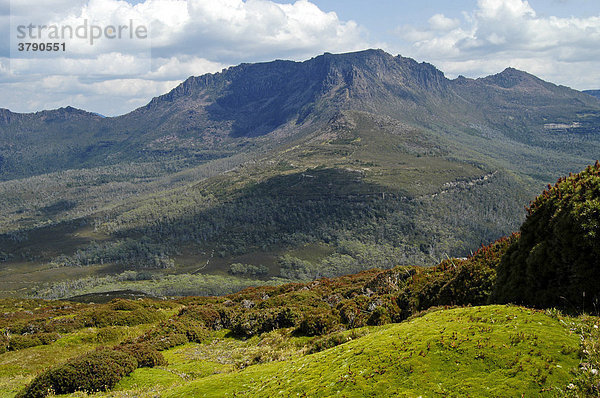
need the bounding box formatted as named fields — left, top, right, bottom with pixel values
left=1, top=303, right=596, bottom=398
left=165, top=306, right=581, bottom=398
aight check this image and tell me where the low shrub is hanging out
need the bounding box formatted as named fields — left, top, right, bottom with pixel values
left=8, top=335, right=42, bottom=351
left=307, top=332, right=351, bottom=354
left=79, top=306, right=162, bottom=328
left=297, top=311, right=338, bottom=336
left=148, top=333, right=189, bottom=351
left=367, top=306, right=390, bottom=326
left=108, top=299, right=141, bottom=311
left=178, top=305, right=223, bottom=330
left=337, top=300, right=368, bottom=328
left=46, top=317, right=85, bottom=334
left=7, top=332, right=60, bottom=351
left=135, top=318, right=208, bottom=350
left=95, top=327, right=124, bottom=344
left=115, top=343, right=166, bottom=367
left=17, top=349, right=137, bottom=398
left=229, top=307, right=299, bottom=337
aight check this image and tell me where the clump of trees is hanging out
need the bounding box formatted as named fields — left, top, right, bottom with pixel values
left=51, top=239, right=175, bottom=269
left=229, top=263, right=269, bottom=277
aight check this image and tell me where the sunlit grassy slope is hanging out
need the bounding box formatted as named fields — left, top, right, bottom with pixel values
left=163, top=306, right=579, bottom=398
left=28, top=305, right=583, bottom=398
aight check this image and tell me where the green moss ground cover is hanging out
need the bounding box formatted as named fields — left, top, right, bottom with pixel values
left=164, top=305, right=582, bottom=397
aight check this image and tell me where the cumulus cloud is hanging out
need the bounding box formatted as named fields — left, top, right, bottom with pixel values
left=428, top=14, right=460, bottom=31
left=0, top=0, right=367, bottom=115
left=145, top=0, right=366, bottom=61
left=395, top=0, right=600, bottom=89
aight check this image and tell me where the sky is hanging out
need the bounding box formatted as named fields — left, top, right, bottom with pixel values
left=1, top=0, right=599, bottom=116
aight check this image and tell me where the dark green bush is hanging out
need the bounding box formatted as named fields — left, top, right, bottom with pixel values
left=79, top=306, right=162, bottom=328
left=6, top=320, right=45, bottom=335
left=404, top=235, right=516, bottom=313
left=108, top=299, right=141, bottom=311
left=46, top=317, right=84, bottom=334
left=8, top=335, right=42, bottom=351
left=495, top=163, right=600, bottom=309
left=135, top=318, right=207, bottom=350
left=115, top=343, right=166, bottom=367
left=230, top=307, right=299, bottom=336
left=337, top=300, right=368, bottom=328
left=149, top=333, right=189, bottom=351
left=178, top=305, right=223, bottom=329
left=307, top=332, right=350, bottom=354
left=297, top=311, right=338, bottom=336
left=36, top=333, right=60, bottom=345
left=367, top=306, right=390, bottom=326
left=0, top=335, right=7, bottom=354
left=7, top=333, right=60, bottom=351
left=17, top=349, right=137, bottom=398
left=95, top=327, right=124, bottom=343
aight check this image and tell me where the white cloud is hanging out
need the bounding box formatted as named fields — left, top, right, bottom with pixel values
left=394, top=0, right=600, bottom=89
left=147, top=0, right=366, bottom=60
left=428, top=14, right=460, bottom=31
left=0, top=53, right=225, bottom=115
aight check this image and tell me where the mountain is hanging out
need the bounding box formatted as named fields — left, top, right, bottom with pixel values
left=2, top=50, right=599, bottom=180
left=585, top=89, right=600, bottom=99
left=1, top=49, right=600, bottom=299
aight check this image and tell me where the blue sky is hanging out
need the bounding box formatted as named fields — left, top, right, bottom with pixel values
left=1, top=0, right=599, bottom=115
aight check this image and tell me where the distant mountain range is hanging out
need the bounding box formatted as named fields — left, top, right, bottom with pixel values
left=1, top=49, right=599, bottom=180
left=1, top=49, right=599, bottom=298
left=584, top=89, right=600, bottom=99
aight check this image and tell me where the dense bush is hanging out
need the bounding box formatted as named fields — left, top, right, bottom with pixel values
left=115, top=343, right=166, bottom=368
left=95, top=327, right=125, bottom=343
left=297, top=311, right=338, bottom=336
left=7, top=333, right=59, bottom=351
left=307, top=329, right=369, bottom=354
left=404, top=235, right=517, bottom=313
left=178, top=305, right=223, bottom=329
left=17, top=349, right=137, bottom=398
left=494, top=163, right=600, bottom=309
left=79, top=306, right=162, bottom=328
left=108, top=299, right=142, bottom=311
left=46, top=317, right=84, bottom=334
left=135, top=318, right=208, bottom=350
left=229, top=307, right=299, bottom=336
left=337, top=299, right=369, bottom=328
left=307, top=332, right=350, bottom=354
left=173, top=238, right=514, bottom=339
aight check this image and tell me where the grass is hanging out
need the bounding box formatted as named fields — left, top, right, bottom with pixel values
left=0, top=337, right=97, bottom=396
left=1, top=303, right=597, bottom=397
left=0, top=323, right=157, bottom=397
left=164, top=305, right=581, bottom=397
left=23, top=305, right=578, bottom=398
